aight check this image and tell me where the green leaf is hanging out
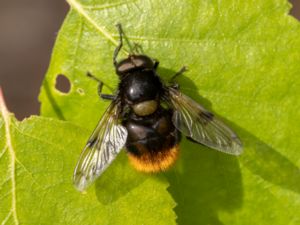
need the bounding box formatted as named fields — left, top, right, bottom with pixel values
left=0, top=94, right=176, bottom=224
left=39, top=0, right=300, bottom=224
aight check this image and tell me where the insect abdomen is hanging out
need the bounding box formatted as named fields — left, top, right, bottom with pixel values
left=123, top=109, right=181, bottom=172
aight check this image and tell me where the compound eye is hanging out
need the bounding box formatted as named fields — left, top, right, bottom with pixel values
left=132, top=55, right=154, bottom=69
left=132, top=58, right=146, bottom=67
left=132, top=100, right=158, bottom=116
left=117, top=62, right=135, bottom=74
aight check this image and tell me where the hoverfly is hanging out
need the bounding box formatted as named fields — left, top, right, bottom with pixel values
left=73, top=24, right=243, bottom=191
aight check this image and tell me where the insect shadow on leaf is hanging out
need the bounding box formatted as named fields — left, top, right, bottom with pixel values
left=160, top=69, right=243, bottom=225
left=164, top=68, right=300, bottom=224
left=43, top=77, right=65, bottom=120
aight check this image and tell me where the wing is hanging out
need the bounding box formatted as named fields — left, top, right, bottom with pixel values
left=165, top=87, right=243, bottom=155
left=73, top=100, right=128, bottom=191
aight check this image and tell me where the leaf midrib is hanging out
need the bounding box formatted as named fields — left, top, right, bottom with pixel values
left=66, top=0, right=125, bottom=51
left=0, top=98, right=19, bottom=225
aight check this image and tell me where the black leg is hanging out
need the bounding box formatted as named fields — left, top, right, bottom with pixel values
left=87, top=71, right=102, bottom=83
left=153, top=60, right=159, bottom=70
left=113, top=23, right=124, bottom=67
left=86, top=72, right=115, bottom=101
left=169, top=66, right=187, bottom=83
left=131, top=42, right=144, bottom=54
left=100, top=94, right=116, bottom=100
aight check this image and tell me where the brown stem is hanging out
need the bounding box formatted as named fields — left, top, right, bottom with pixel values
left=0, top=86, right=9, bottom=113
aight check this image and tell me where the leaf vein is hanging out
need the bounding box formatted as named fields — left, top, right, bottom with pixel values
left=70, top=16, right=83, bottom=74
left=66, top=0, right=127, bottom=53
left=0, top=145, right=7, bottom=159
left=0, top=190, right=13, bottom=202
left=82, top=0, right=138, bottom=11
left=11, top=124, right=66, bottom=151
left=1, top=210, right=12, bottom=225
left=0, top=102, right=19, bottom=224
left=0, top=176, right=12, bottom=188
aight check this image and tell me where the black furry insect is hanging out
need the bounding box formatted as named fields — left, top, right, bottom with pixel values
left=73, top=24, right=243, bottom=191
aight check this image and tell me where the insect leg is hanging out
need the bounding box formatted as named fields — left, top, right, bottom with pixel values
left=97, top=85, right=116, bottom=101
left=100, top=94, right=116, bottom=100
left=131, top=42, right=144, bottom=54
left=169, top=66, right=187, bottom=83
left=113, top=23, right=124, bottom=67
left=153, top=60, right=160, bottom=70
left=86, top=72, right=116, bottom=101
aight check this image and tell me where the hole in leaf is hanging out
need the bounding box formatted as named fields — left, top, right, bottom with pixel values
left=77, top=88, right=85, bottom=95
left=289, top=0, right=300, bottom=20
left=55, top=74, right=71, bottom=94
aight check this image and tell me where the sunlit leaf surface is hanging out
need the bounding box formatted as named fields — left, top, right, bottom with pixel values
left=38, top=0, right=300, bottom=224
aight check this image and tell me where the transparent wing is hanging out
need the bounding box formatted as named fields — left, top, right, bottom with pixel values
left=166, top=87, right=243, bottom=155
left=73, top=100, right=128, bottom=191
